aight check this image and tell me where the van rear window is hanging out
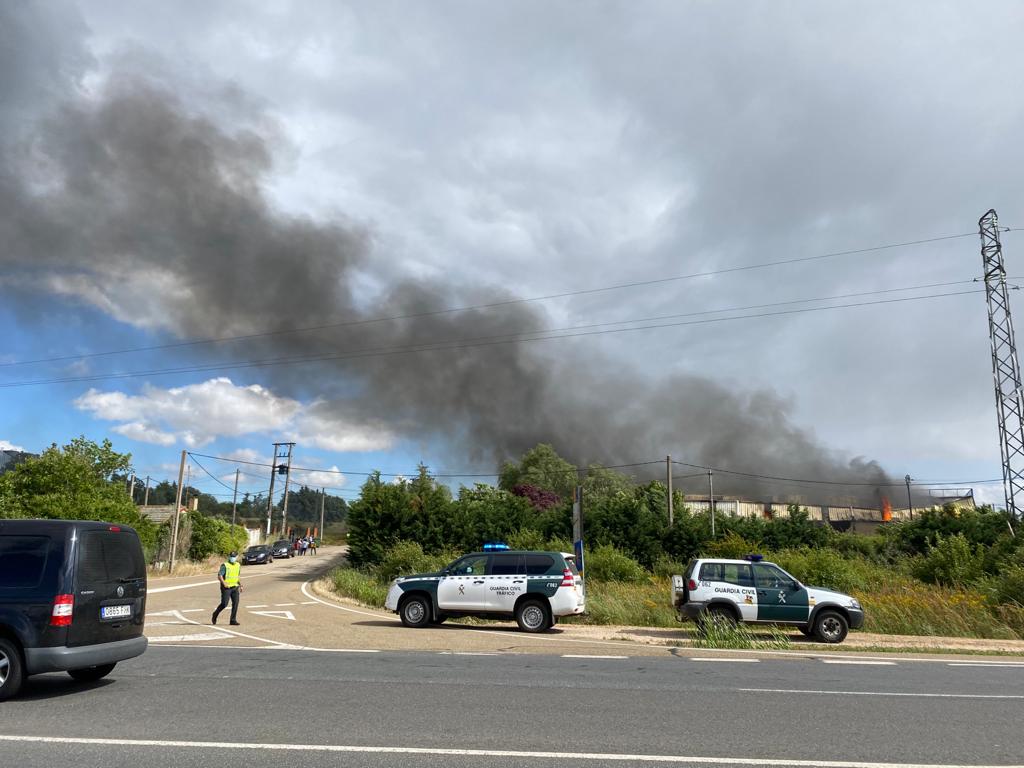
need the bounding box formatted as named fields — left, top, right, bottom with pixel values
left=0, top=535, right=49, bottom=589
left=78, top=530, right=144, bottom=584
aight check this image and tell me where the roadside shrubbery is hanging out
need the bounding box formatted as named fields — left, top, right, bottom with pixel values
left=186, top=511, right=248, bottom=561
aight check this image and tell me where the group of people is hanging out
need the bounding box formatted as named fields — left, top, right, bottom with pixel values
left=293, top=536, right=317, bottom=556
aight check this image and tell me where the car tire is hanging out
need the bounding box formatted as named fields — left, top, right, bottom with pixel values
left=0, top=637, right=25, bottom=702
left=269, top=557, right=274, bottom=563
left=68, top=663, right=116, bottom=683
left=399, top=595, right=431, bottom=628
left=798, top=625, right=814, bottom=637
left=515, top=599, right=551, bottom=633
left=813, top=610, right=849, bottom=644
left=431, top=614, right=448, bottom=625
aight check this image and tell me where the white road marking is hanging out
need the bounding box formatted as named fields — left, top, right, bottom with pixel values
left=250, top=610, right=295, bottom=621
left=300, top=580, right=392, bottom=620
left=691, top=658, right=760, bottom=663
left=948, top=662, right=1024, bottom=668
left=171, top=610, right=289, bottom=647
left=0, top=735, right=1017, bottom=768
left=148, top=580, right=218, bottom=593
left=821, top=660, right=896, bottom=666
left=740, top=687, right=1024, bottom=700
left=149, top=633, right=232, bottom=643
left=274, top=603, right=296, bottom=607
left=247, top=604, right=268, bottom=608
left=439, top=652, right=502, bottom=656
left=301, top=601, right=318, bottom=605
left=562, top=654, right=629, bottom=659
left=179, top=609, right=204, bottom=614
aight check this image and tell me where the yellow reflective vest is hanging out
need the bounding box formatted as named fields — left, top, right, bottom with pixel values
left=222, top=561, right=241, bottom=587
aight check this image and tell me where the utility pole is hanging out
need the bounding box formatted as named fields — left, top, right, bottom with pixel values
left=169, top=450, right=186, bottom=573
left=980, top=209, right=1024, bottom=523
left=231, top=468, right=240, bottom=527
left=184, top=463, right=191, bottom=510
left=707, top=470, right=716, bottom=538
left=128, top=474, right=136, bottom=502
left=281, top=445, right=295, bottom=538
left=143, top=476, right=151, bottom=508
left=905, top=474, right=913, bottom=519
left=266, top=442, right=295, bottom=537
left=319, top=487, right=326, bottom=544
left=666, top=455, right=674, bottom=527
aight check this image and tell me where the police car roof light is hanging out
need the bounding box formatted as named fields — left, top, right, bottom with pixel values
left=483, top=542, right=510, bottom=551
left=744, top=554, right=764, bottom=562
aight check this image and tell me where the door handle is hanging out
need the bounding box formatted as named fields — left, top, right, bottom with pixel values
left=473, top=580, right=485, bottom=584
left=758, top=590, right=767, bottom=595
left=513, top=580, right=524, bottom=583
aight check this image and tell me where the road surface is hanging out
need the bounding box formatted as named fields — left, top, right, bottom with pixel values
left=2, top=547, right=1023, bottom=767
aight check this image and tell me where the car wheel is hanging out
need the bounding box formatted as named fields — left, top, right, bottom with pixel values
left=399, top=595, right=431, bottom=628
left=68, top=663, right=116, bottom=683
left=813, top=610, right=849, bottom=644
left=431, top=614, right=448, bottom=625
left=0, top=637, right=25, bottom=702
left=515, top=599, right=551, bottom=633
left=269, top=557, right=274, bottom=563
left=798, top=625, right=814, bottom=637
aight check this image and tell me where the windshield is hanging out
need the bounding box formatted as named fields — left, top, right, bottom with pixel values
left=247, top=546, right=268, bottom=554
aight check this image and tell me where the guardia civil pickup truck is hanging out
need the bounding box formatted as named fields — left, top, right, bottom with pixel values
left=671, top=555, right=864, bottom=643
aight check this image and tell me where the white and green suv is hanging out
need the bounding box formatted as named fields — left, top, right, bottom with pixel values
left=385, top=550, right=585, bottom=632
left=672, top=556, right=865, bottom=643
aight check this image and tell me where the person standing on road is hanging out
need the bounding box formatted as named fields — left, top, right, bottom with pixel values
left=212, top=551, right=243, bottom=626
left=309, top=537, right=317, bottom=556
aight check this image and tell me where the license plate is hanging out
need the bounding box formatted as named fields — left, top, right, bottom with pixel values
left=101, top=604, right=132, bottom=619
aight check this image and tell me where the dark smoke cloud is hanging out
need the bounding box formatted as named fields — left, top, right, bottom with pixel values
left=0, top=18, right=895, bottom=504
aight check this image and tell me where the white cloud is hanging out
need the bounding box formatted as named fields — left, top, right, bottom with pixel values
left=291, top=466, right=346, bottom=489
left=74, top=377, right=394, bottom=452
left=0, top=439, right=26, bottom=452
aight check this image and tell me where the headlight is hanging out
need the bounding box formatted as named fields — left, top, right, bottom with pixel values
left=849, top=598, right=861, bottom=609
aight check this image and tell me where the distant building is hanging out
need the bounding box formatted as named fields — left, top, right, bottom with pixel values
left=0, top=450, right=36, bottom=475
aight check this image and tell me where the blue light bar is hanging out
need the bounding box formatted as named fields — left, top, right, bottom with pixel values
left=483, top=542, right=510, bottom=551
left=743, top=554, right=764, bottom=562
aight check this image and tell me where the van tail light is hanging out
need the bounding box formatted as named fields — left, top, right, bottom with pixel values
left=560, top=568, right=575, bottom=587
left=51, top=594, right=74, bottom=626
left=687, top=579, right=697, bottom=591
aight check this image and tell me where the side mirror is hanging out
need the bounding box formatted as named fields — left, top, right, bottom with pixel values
left=790, top=580, right=801, bottom=591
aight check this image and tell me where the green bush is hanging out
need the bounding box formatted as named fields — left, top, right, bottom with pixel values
left=507, top=528, right=547, bottom=551
left=187, top=512, right=247, bottom=561
left=772, top=548, right=872, bottom=594
left=652, top=555, right=686, bottom=578
left=993, top=564, right=1024, bottom=607
left=912, top=533, right=986, bottom=587
left=331, top=567, right=388, bottom=608
left=702, top=532, right=759, bottom=560
left=377, top=541, right=455, bottom=582
left=584, top=544, right=647, bottom=583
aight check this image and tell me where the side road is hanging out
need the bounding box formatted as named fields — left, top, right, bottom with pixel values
left=144, top=546, right=1024, bottom=658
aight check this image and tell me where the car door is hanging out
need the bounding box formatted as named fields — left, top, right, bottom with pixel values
left=485, top=553, right=525, bottom=611
left=436, top=554, right=491, bottom=611
left=752, top=562, right=808, bottom=623
left=698, top=561, right=757, bottom=622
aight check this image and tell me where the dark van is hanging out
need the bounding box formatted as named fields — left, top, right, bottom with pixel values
left=0, top=519, right=148, bottom=700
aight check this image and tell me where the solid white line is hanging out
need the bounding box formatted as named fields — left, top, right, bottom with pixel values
left=148, top=580, right=217, bottom=594
left=562, top=654, right=629, bottom=659
left=274, top=603, right=296, bottom=607
left=172, top=610, right=288, bottom=647
left=821, top=660, right=896, bottom=666
left=691, top=657, right=760, bottom=663
left=0, top=735, right=1015, bottom=767
left=740, top=687, right=1024, bottom=700
left=179, top=609, right=204, bottom=614
left=439, top=651, right=502, bottom=656
left=948, top=663, right=1024, bottom=668
left=300, top=580, right=395, bottom=620
left=247, top=604, right=268, bottom=608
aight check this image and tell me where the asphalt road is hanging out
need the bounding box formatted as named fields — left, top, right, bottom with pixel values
left=4, top=549, right=1024, bottom=767
left=3, top=645, right=1024, bottom=767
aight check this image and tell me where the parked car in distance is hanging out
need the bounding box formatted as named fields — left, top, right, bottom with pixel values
left=0, top=519, right=148, bottom=701
left=241, top=545, right=273, bottom=565
left=385, top=549, right=585, bottom=633
left=270, top=540, right=292, bottom=559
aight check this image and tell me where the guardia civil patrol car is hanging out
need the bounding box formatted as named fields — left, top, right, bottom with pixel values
left=671, top=555, right=864, bottom=643
left=384, top=546, right=585, bottom=632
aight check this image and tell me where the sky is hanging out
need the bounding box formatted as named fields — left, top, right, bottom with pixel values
left=2, top=0, right=1023, bottom=509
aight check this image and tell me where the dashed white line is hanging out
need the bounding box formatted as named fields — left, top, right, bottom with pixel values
left=1, top=734, right=1015, bottom=767
left=247, top=604, right=268, bottom=608
left=740, top=687, right=1024, bottom=700
left=948, top=662, right=1024, bottom=668
left=821, top=660, right=896, bottom=666
left=691, top=657, right=760, bottom=663
left=562, top=654, right=629, bottom=659
left=274, top=603, right=296, bottom=607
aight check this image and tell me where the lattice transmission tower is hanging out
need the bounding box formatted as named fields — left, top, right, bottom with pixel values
left=980, top=209, right=1024, bottom=520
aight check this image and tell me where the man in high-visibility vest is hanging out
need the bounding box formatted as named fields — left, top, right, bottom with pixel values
left=212, top=551, right=243, bottom=626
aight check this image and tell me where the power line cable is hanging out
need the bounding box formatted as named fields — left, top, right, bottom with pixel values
left=672, top=459, right=1001, bottom=488
left=0, top=287, right=986, bottom=389
left=0, top=230, right=985, bottom=369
